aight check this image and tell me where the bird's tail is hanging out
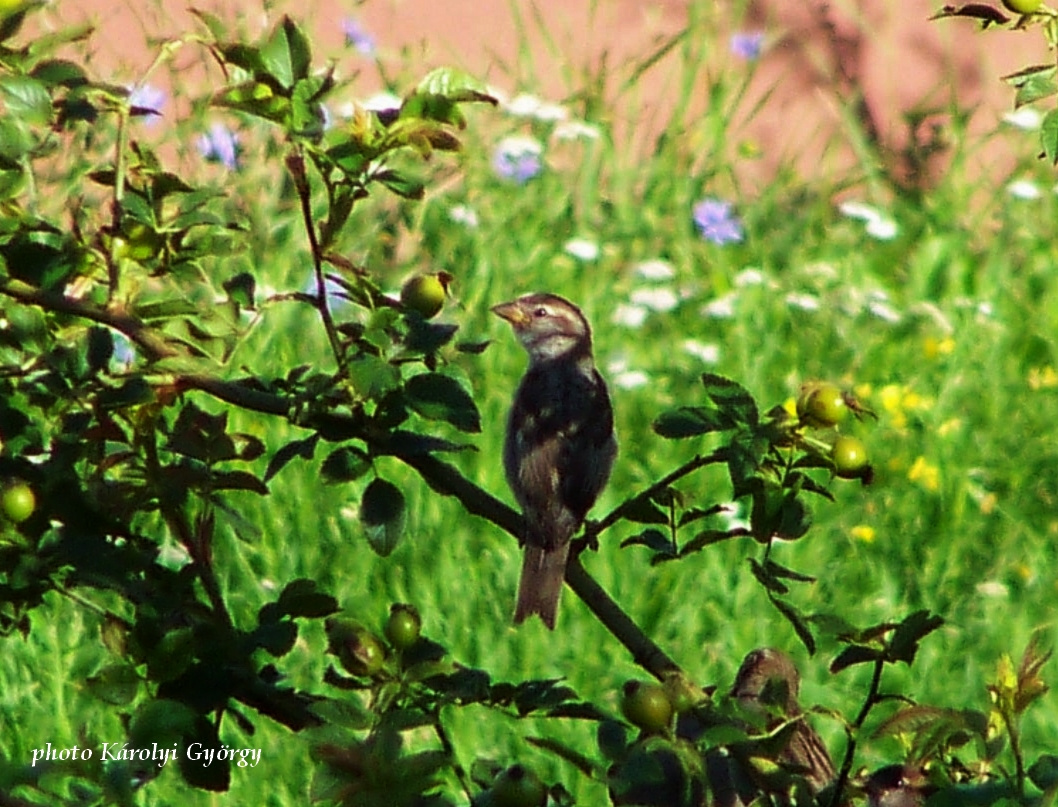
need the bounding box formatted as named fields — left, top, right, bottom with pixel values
left=513, top=542, right=571, bottom=630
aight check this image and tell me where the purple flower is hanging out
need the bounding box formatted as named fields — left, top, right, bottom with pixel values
left=693, top=198, right=744, bottom=245
left=197, top=123, right=240, bottom=170
left=492, top=135, right=543, bottom=184
left=342, top=18, right=376, bottom=55
left=730, top=31, right=764, bottom=61
left=128, top=84, right=166, bottom=122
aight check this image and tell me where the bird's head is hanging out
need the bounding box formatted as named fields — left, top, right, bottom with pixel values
left=491, top=293, right=593, bottom=363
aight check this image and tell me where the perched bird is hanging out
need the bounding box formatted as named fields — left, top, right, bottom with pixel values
left=492, top=293, right=617, bottom=629
left=730, top=648, right=837, bottom=798
left=864, top=765, right=936, bottom=807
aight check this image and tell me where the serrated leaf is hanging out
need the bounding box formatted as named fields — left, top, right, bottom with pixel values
left=0, top=75, right=52, bottom=127
left=620, top=527, right=672, bottom=553
left=525, top=735, right=601, bottom=776
left=348, top=355, right=401, bottom=401
left=31, top=59, right=88, bottom=88
left=252, top=620, right=297, bottom=656
left=85, top=663, right=141, bottom=705
left=1029, top=754, right=1058, bottom=791
left=830, top=644, right=881, bottom=673
left=259, top=16, right=311, bottom=89
left=374, top=168, right=424, bottom=199
left=1041, top=108, right=1058, bottom=166
left=265, top=434, right=320, bottom=482
left=405, top=373, right=481, bottom=433
left=361, top=478, right=406, bottom=556
left=701, top=372, right=758, bottom=426
left=211, top=469, right=269, bottom=495
left=321, top=445, right=372, bottom=484
left=769, top=595, right=815, bottom=655
left=653, top=406, right=726, bottom=438
left=621, top=495, right=670, bottom=524
left=277, top=578, right=340, bottom=618
left=679, top=527, right=750, bottom=555
left=889, top=609, right=943, bottom=664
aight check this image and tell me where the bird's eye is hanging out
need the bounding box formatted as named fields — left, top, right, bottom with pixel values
left=533, top=307, right=549, bottom=318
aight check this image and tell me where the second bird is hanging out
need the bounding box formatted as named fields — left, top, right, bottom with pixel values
left=492, top=293, right=617, bottom=629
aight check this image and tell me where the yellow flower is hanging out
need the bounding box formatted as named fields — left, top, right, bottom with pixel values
left=937, top=418, right=963, bottom=437
left=1029, top=366, right=1058, bottom=390
left=922, top=336, right=955, bottom=359
left=908, top=455, right=940, bottom=491
left=850, top=525, right=875, bottom=543
left=979, top=492, right=998, bottom=515
left=782, top=396, right=798, bottom=418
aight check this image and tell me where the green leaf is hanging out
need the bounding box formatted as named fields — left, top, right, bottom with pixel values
left=679, top=528, right=750, bottom=555
left=260, top=15, right=311, bottom=90
left=411, top=67, right=497, bottom=106
left=252, top=620, right=297, bottom=656
left=30, top=59, right=88, bottom=89
left=85, top=663, right=141, bottom=705
left=769, top=595, right=815, bottom=655
left=889, top=609, right=944, bottom=665
left=829, top=644, right=882, bottom=673
left=1041, top=108, right=1058, bottom=166
left=361, top=478, right=406, bottom=557
left=1029, top=754, right=1058, bottom=791
left=348, top=355, right=401, bottom=401
left=620, top=528, right=672, bottom=553
left=373, top=168, right=425, bottom=199
left=275, top=578, right=340, bottom=618
left=321, top=445, right=372, bottom=484
left=701, top=372, right=758, bottom=426
left=265, top=434, right=320, bottom=482
left=405, top=373, right=481, bottom=433
left=652, top=406, right=726, bottom=438
left=0, top=76, right=52, bottom=127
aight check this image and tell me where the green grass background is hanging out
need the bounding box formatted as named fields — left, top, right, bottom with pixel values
left=2, top=3, right=1058, bottom=805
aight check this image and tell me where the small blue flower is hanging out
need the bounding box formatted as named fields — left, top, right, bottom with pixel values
left=342, top=18, right=376, bottom=55
left=197, top=123, right=240, bottom=170
left=492, top=135, right=543, bottom=184
left=693, top=198, right=744, bottom=245
left=730, top=31, right=764, bottom=61
left=128, top=84, right=166, bottom=122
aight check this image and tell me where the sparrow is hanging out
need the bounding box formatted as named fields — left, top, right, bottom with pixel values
left=864, top=765, right=936, bottom=807
left=730, top=648, right=837, bottom=798
left=491, top=293, right=617, bottom=629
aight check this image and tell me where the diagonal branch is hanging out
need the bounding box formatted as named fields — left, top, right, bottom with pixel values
left=1, top=279, right=684, bottom=680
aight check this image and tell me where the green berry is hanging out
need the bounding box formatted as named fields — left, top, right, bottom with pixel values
left=797, top=383, right=848, bottom=428
left=325, top=618, right=386, bottom=677
left=1003, top=0, right=1042, bottom=14
left=831, top=435, right=869, bottom=478
left=400, top=273, right=448, bottom=318
left=2, top=482, right=36, bottom=523
left=384, top=603, right=421, bottom=650
left=620, top=680, right=673, bottom=734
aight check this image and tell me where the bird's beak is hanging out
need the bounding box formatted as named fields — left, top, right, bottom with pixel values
left=491, top=301, right=529, bottom=328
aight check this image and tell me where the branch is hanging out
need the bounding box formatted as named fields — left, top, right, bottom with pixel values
left=392, top=446, right=682, bottom=680
left=594, top=449, right=724, bottom=536
left=1, top=279, right=684, bottom=680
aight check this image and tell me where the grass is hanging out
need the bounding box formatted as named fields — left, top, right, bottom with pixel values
left=3, top=2, right=1058, bottom=805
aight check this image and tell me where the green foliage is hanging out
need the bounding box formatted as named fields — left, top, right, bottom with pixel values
left=0, top=4, right=1055, bottom=807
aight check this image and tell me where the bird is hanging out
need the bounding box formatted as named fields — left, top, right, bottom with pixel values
left=864, top=765, right=936, bottom=807
left=729, top=648, right=837, bottom=799
left=491, top=293, right=617, bottom=629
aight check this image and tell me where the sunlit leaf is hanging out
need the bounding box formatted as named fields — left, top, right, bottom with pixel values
left=361, top=478, right=406, bottom=556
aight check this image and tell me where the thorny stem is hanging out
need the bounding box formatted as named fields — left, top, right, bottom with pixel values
left=286, top=149, right=346, bottom=372
left=829, top=656, right=885, bottom=807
